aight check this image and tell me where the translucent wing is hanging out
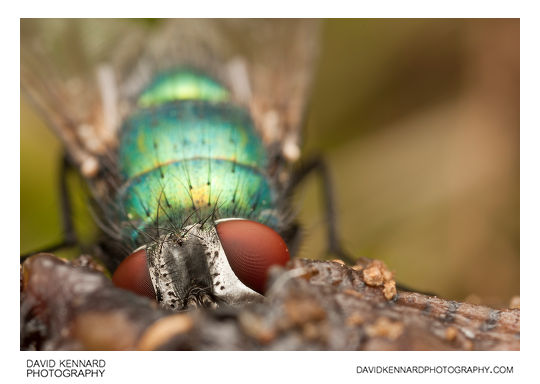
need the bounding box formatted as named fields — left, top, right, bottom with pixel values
left=21, top=19, right=319, bottom=180
left=21, top=19, right=144, bottom=178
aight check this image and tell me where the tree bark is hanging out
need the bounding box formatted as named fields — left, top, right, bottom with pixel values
left=20, top=253, right=519, bottom=351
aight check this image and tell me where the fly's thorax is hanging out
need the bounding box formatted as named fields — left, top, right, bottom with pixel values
left=115, top=69, right=283, bottom=245
left=146, top=224, right=262, bottom=311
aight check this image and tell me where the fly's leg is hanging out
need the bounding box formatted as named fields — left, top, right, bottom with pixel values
left=285, top=156, right=355, bottom=265
left=57, top=154, right=78, bottom=248
left=20, top=153, right=78, bottom=263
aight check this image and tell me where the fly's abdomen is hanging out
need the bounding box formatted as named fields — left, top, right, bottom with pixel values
left=116, top=70, right=279, bottom=243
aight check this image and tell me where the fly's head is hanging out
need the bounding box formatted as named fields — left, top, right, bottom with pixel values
left=112, top=219, right=290, bottom=311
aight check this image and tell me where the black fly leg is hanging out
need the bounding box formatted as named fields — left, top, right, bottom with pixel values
left=285, top=156, right=355, bottom=265
left=20, top=153, right=78, bottom=263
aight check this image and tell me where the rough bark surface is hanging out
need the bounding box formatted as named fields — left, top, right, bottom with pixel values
left=20, top=253, right=520, bottom=351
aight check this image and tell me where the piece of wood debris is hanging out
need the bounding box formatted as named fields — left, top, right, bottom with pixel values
left=21, top=253, right=520, bottom=351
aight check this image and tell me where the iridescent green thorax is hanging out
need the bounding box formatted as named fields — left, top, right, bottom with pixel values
left=116, top=69, right=279, bottom=244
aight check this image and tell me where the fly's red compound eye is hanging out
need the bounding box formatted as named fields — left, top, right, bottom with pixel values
left=112, top=248, right=156, bottom=299
left=216, top=220, right=290, bottom=294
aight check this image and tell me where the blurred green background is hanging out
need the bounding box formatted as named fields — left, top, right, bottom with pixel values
left=20, top=19, right=519, bottom=306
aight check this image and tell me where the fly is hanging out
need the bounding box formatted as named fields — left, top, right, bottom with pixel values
left=20, top=19, right=351, bottom=311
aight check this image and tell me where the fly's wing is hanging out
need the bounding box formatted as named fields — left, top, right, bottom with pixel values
left=21, top=19, right=163, bottom=244
left=22, top=19, right=318, bottom=180
left=21, top=19, right=147, bottom=180
left=221, top=19, right=320, bottom=165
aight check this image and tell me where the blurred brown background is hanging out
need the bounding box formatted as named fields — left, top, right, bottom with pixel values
left=20, top=19, right=519, bottom=306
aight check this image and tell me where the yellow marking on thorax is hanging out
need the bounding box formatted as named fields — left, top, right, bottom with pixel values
left=190, top=184, right=210, bottom=207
